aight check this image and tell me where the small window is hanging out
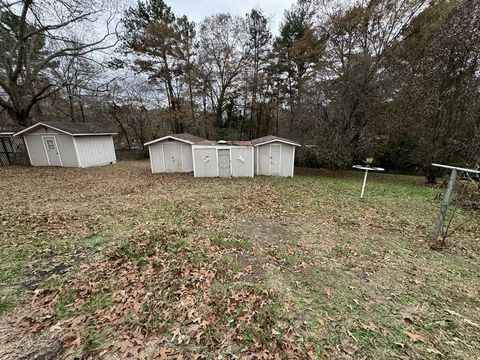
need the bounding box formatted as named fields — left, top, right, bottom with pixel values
left=46, top=140, right=55, bottom=150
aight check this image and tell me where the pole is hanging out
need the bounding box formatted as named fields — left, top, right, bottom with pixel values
left=432, top=169, right=457, bottom=238
left=361, top=169, right=369, bottom=198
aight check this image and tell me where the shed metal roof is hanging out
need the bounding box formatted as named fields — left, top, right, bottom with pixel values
left=14, top=122, right=117, bottom=137
left=144, top=133, right=207, bottom=146
left=251, top=135, right=301, bottom=147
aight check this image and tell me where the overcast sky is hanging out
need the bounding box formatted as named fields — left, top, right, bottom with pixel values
left=152, top=0, right=296, bottom=33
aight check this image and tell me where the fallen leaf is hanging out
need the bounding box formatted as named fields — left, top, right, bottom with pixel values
left=405, top=331, right=426, bottom=343
left=158, top=347, right=168, bottom=360
left=426, top=347, right=444, bottom=356
left=324, top=288, right=332, bottom=298
left=464, top=319, right=480, bottom=329
left=361, top=322, right=377, bottom=331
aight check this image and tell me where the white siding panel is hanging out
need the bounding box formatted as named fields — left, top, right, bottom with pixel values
left=193, top=148, right=217, bottom=177
left=280, top=144, right=294, bottom=177
left=231, top=147, right=254, bottom=177
left=23, top=127, right=65, bottom=167
left=55, top=134, right=78, bottom=167
left=258, top=144, right=270, bottom=175
left=163, top=142, right=183, bottom=172
left=149, top=142, right=165, bottom=173
left=256, top=142, right=296, bottom=177
left=23, top=132, right=78, bottom=167
left=181, top=143, right=194, bottom=172
left=24, top=135, right=49, bottom=166
left=75, top=136, right=116, bottom=167
left=148, top=140, right=193, bottom=173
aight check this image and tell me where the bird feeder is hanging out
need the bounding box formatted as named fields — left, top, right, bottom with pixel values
left=352, top=165, right=385, bottom=198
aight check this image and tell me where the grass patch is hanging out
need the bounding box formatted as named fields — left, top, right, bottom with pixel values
left=0, top=296, right=13, bottom=315
left=81, top=291, right=113, bottom=314
left=53, top=290, right=77, bottom=320
left=83, top=326, right=110, bottom=354
left=216, top=255, right=244, bottom=278
left=267, top=243, right=298, bottom=265
left=211, top=230, right=253, bottom=250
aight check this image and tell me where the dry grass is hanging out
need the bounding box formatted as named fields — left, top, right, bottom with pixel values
left=0, top=161, right=479, bottom=359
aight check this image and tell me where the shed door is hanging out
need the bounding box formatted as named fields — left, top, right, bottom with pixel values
left=270, top=144, right=281, bottom=176
left=218, top=149, right=231, bottom=178
left=43, top=136, right=61, bottom=166
left=163, top=143, right=182, bottom=172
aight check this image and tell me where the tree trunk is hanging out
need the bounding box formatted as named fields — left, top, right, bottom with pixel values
left=15, top=109, right=30, bottom=127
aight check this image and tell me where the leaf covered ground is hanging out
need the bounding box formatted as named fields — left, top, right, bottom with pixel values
left=0, top=161, right=479, bottom=359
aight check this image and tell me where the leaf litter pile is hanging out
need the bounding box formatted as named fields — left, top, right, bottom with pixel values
left=1, top=162, right=479, bottom=359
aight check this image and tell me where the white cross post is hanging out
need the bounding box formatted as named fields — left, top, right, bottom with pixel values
left=431, top=163, right=480, bottom=239
left=352, top=165, right=385, bottom=198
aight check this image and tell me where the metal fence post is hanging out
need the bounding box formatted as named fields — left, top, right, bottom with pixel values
left=432, top=168, right=457, bottom=238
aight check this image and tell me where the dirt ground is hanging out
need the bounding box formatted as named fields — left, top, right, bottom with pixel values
left=0, top=161, right=479, bottom=359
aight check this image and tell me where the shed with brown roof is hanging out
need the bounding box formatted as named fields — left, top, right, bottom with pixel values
left=252, top=136, right=301, bottom=177
left=144, top=133, right=207, bottom=173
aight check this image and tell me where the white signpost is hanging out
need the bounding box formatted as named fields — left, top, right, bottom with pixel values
left=431, top=163, right=480, bottom=239
left=352, top=165, right=385, bottom=198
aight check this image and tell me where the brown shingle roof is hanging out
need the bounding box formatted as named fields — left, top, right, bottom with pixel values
left=171, top=133, right=207, bottom=144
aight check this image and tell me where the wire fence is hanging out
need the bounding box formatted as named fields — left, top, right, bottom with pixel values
left=0, top=136, right=28, bottom=166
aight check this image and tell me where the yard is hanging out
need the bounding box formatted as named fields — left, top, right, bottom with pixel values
left=0, top=161, right=479, bottom=359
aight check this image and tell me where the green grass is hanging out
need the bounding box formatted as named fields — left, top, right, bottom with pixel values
left=53, top=290, right=77, bottom=320
left=215, top=255, right=245, bottom=278
left=81, top=291, right=113, bottom=314
left=0, top=296, right=13, bottom=315
left=83, top=326, right=110, bottom=354
left=211, top=230, right=253, bottom=250
left=0, top=162, right=479, bottom=358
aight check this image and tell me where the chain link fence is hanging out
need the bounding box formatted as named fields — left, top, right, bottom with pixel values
left=0, top=135, right=29, bottom=166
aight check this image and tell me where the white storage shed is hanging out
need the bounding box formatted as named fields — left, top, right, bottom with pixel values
left=14, top=122, right=117, bottom=168
left=192, top=141, right=254, bottom=178
left=252, top=136, right=301, bottom=177
left=145, top=133, right=207, bottom=173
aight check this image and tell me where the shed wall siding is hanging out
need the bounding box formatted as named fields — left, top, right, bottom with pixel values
left=258, top=144, right=270, bottom=175
left=24, top=134, right=49, bottom=166
left=280, top=144, right=294, bottom=177
left=27, top=127, right=63, bottom=135
left=75, top=136, right=116, bottom=167
left=55, top=134, right=78, bottom=167
left=24, top=128, right=78, bottom=167
left=181, top=143, right=194, bottom=172
left=148, top=140, right=193, bottom=173
left=193, top=148, right=217, bottom=177
left=149, top=142, right=165, bottom=173
left=255, top=141, right=295, bottom=177
left=231, top=147, right=254, bottom=177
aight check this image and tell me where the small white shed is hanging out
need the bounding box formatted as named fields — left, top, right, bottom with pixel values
left=14, top=122, right=117, bottom=167
left=192, top=141, right=254, bottom=178
left=145, top=133, right=207, bottom=173
left=252, top=136, right=301, bottom=177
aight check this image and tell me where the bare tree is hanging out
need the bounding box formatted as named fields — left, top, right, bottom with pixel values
left=197, top=14, right=250, bottom=130
left=0, top=0, right=118, bottom=126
